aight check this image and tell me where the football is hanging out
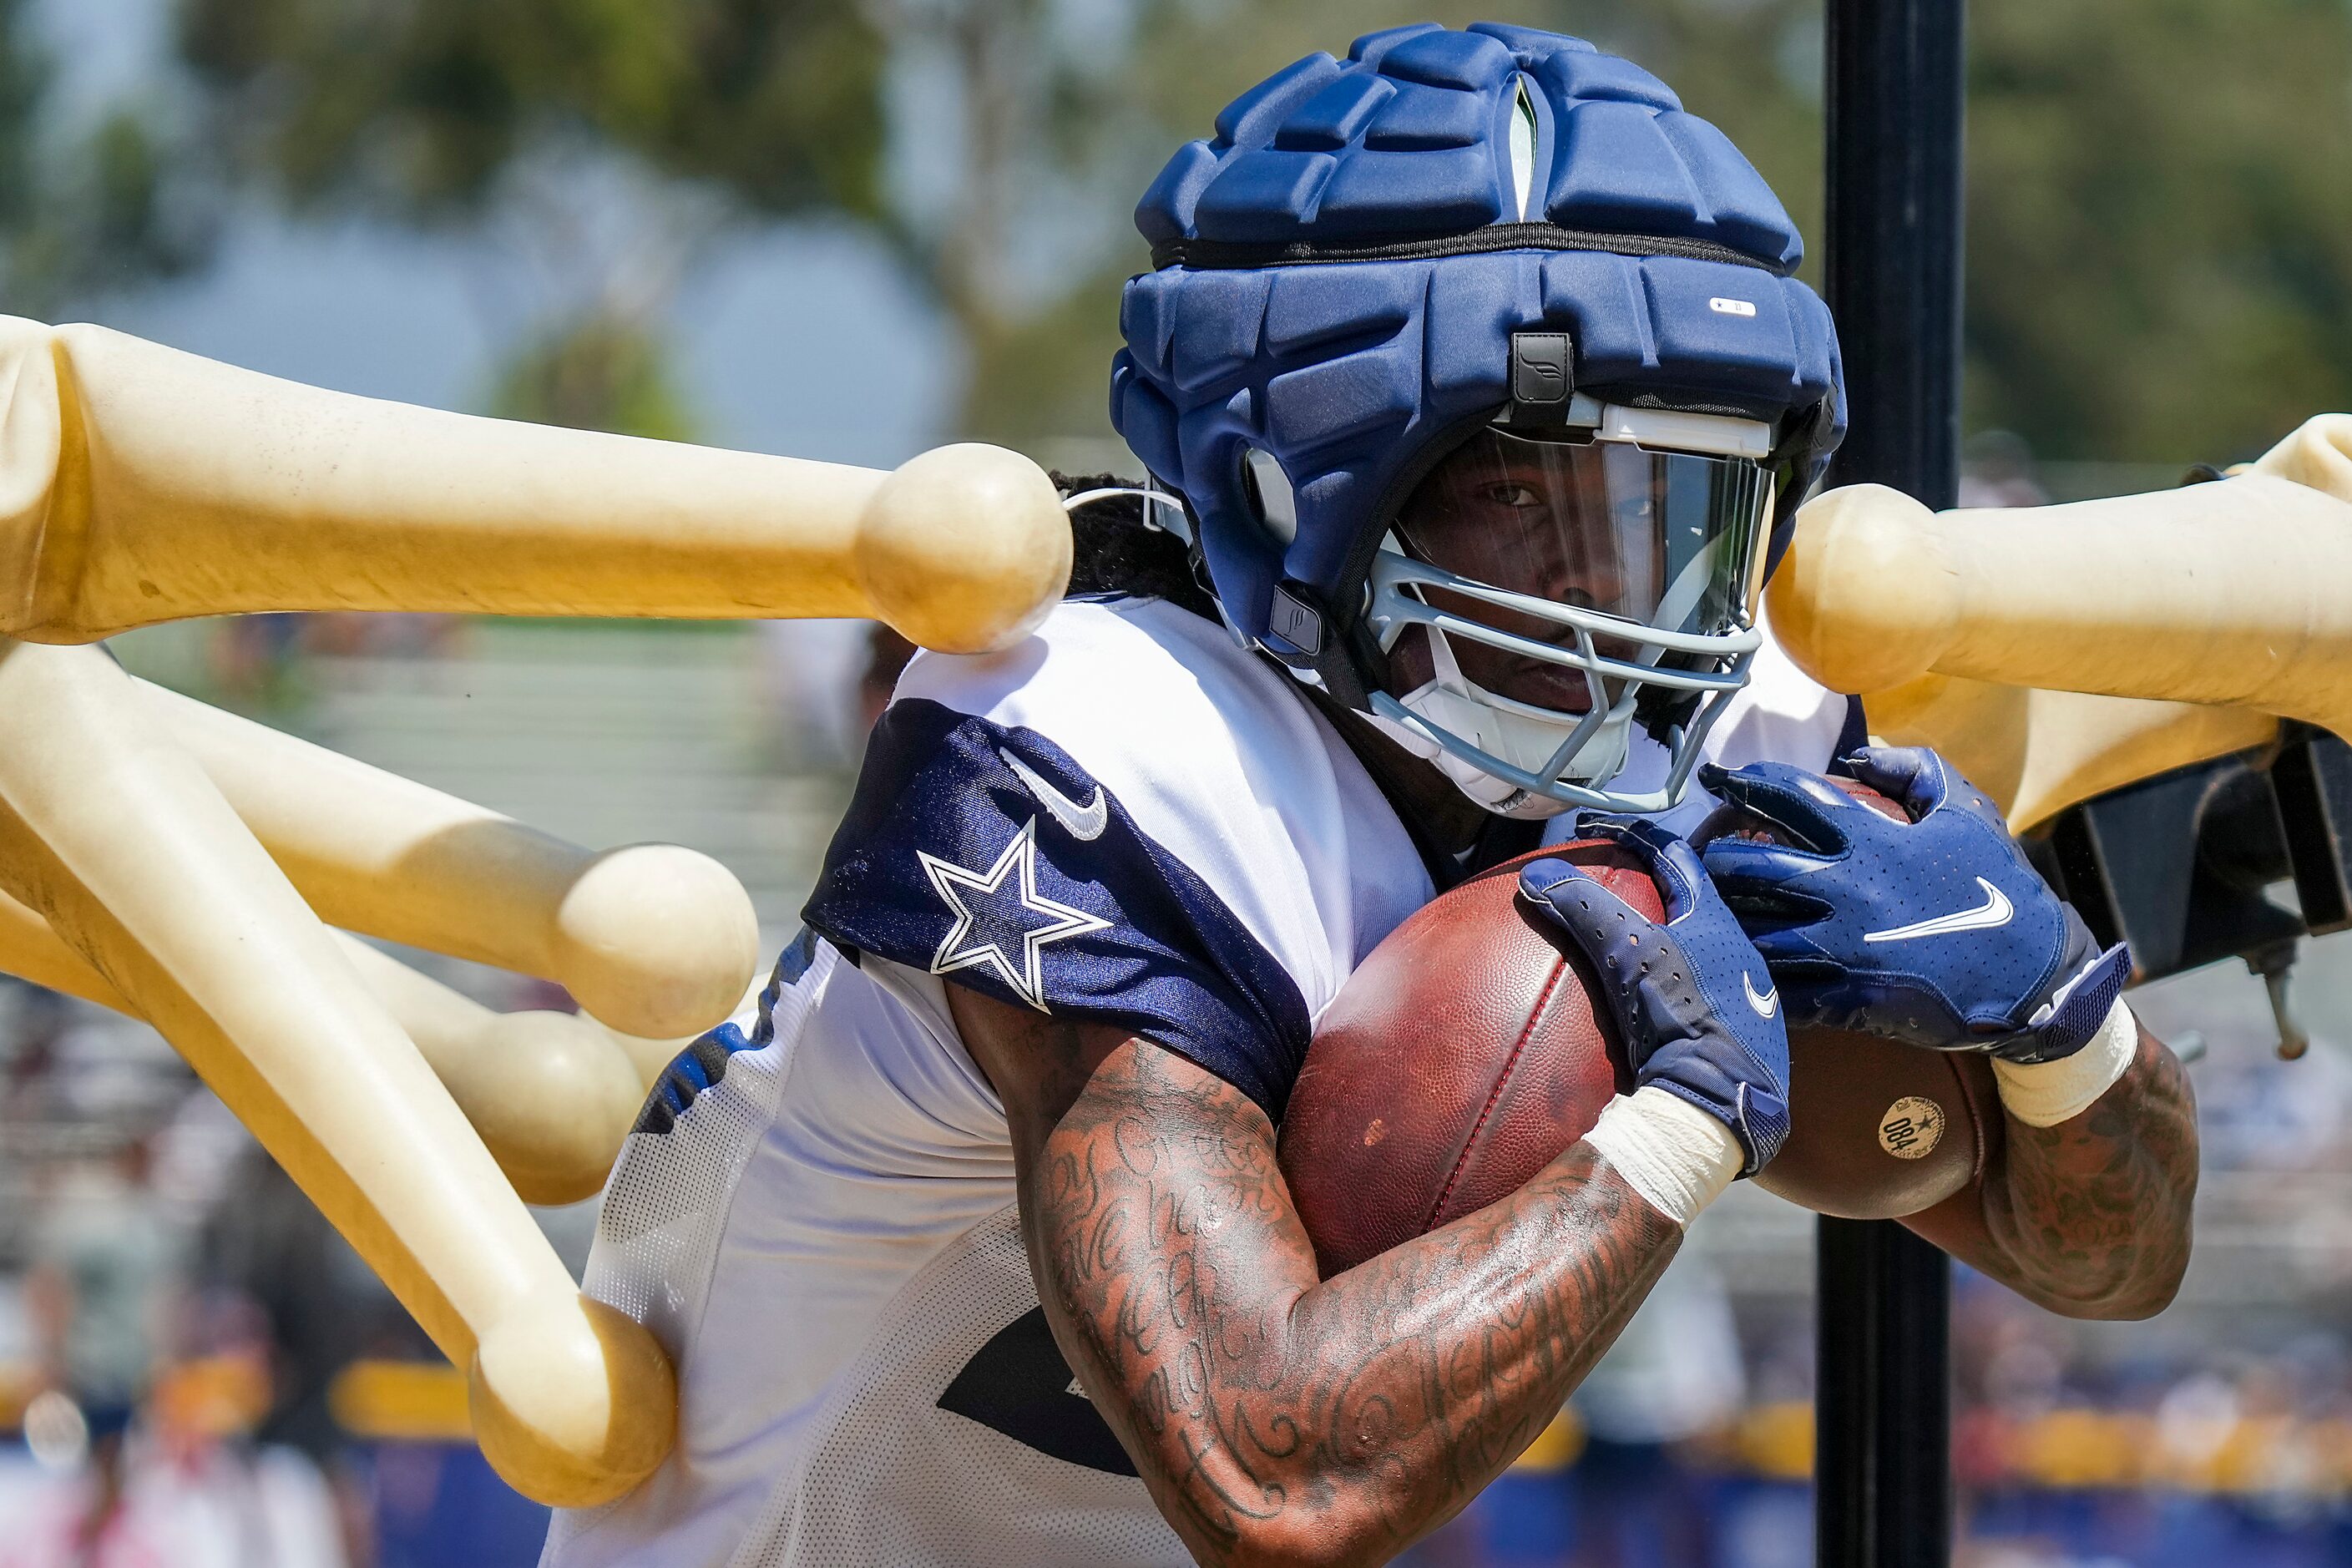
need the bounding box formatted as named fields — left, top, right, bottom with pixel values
left=1279, top=839, right=1639, bottom=1277
left=1278, top=790, right=2000, bottom=1276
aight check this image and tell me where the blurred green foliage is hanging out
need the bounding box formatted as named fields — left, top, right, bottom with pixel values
left=486, top=312, right=698, bottom=438
left=1967, top=0, right=2352, bottom=463
left=175, top=0, right=888, bottom=225
left=0, top=0, right=207, bottom=317
left=170, top=0, right=893, bottom=436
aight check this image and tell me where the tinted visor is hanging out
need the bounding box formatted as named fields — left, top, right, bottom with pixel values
left=1393, top=427, right=1771, bottom=637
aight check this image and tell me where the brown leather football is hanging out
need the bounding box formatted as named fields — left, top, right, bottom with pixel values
left=1753, top=1024, right=2000, bottom=1220
left=1277, top=788, right=2000, bottom=1276
left=1277, top=839, right=1638, bottom=1277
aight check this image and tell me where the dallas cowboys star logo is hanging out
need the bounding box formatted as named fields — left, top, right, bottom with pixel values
left=918, top=818, right=1110, bottom=1011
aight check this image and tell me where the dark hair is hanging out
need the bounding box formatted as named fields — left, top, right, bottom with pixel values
left=1049, top=472, right=1219, bottom=622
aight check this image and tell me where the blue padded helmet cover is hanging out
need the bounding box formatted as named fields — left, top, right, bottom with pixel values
left=1110, top=23, right=1844, bottom=657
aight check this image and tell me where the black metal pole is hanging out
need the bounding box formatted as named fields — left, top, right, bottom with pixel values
left=1816, top=3, right=1964, bottom=1566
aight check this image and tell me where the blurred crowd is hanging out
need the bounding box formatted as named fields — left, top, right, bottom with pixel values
left=0, top=971, right=554, bottom=1568
left=205, top=615, right=471, bottom=716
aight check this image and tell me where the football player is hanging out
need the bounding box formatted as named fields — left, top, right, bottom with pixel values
left=544, top=25, right=2195, bottom=1568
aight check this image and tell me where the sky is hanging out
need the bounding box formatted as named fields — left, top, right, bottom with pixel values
left=35, top=0, right=959, bottom=471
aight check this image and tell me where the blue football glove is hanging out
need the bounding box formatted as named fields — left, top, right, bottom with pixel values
left=1697, top=746, right=2130, bottom=1064
left=1519, top=817, right=1791, bottom=1176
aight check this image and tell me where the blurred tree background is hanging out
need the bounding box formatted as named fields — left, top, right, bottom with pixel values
left=8, top=0, right=2349, bottom=463
left=0, top=0, right=207, bottom=319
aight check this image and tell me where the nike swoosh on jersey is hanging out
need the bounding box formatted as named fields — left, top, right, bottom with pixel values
left=1861, top=878, right=2016, bottom=943
left=1743, top=969, right=1778, bottom=1019
left=999, top=749, right=1109, bottom=841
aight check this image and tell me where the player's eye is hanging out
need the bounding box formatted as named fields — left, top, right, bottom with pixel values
left=1476, top=481, right=1545, bottom=508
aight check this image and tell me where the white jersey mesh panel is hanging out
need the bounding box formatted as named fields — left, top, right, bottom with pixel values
left=541, top=945, right=819, bottom=1553
left=589, top=972, right=807, bottom=1333
left=731, top=1203, right=1190, bottom=1568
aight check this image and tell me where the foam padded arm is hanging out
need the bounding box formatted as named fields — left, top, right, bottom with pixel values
left=1770, top=463, right=2352, bottom=736
left=2250, top=412, right=2352, bottom=500
left=0, top=317, right=1070, bottom=652
left=0, top=638, right=673, bottom=1505
left=142, top=680, right=756, bottom=1043
left=1856, top=677, right=2279, bottom=832
left=327, top=940, right=656, bottom=1206
left=0, top=886, right=657, bottom=1205
left=0, top=879, right=133, bottom=1010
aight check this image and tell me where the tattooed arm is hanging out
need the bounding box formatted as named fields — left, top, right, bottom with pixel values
left=950, top=986, right=1683, bottom=1568
left=1904, top=1020, right=2198, bottom=1320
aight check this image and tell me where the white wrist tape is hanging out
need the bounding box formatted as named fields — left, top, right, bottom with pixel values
left=1992, top=999, right=2139, bottom=1128
left=1581, top=1086, right=1743, bottom=1227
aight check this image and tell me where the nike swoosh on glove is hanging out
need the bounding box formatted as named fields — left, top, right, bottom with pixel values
left=1697, top=746, right=2130, bottom=1064
left=1520, top=818, right=1791, bottom=1175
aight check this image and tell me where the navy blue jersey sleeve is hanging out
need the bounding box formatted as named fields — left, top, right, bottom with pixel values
left=803, top=698, right=1314, bottom=1120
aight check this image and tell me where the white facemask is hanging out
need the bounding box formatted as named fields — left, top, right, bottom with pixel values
left=1362, top=404, right=1776, bottom=816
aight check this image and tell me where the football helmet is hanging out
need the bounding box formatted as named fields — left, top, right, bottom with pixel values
left=1111, top=23, right=1845, bottom=815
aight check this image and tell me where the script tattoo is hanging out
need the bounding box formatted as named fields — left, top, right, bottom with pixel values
left=1918, top=1024, right=2198, bottom=1320
left=962, top=998, right=1682, bottom=1568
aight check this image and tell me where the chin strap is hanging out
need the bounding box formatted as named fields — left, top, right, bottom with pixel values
left=1059, top=485, right=1191, bottom=543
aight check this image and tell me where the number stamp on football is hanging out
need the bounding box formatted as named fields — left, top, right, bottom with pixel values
left=1878, top=1097, right=1946, bottom=1161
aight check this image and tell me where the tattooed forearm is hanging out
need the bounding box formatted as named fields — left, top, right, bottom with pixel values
left=1004, top=1029, right=1680, bottom=1568
left=1980, top=1024, right=2198, bottom=1317
left=1917, top=1023, right=2198, bottom=1321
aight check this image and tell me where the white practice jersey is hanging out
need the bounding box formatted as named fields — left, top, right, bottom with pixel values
left=542, top=595, right=1849, bottom=1568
